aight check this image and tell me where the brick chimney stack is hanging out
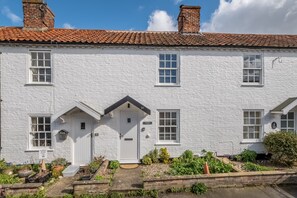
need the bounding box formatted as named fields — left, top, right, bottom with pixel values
left=22, top=0, right=55, bottom=31
left=178, top=5, right=201, bottom=34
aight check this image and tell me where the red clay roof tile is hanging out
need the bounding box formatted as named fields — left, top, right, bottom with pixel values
left=1, top=27, right=297, bottom=48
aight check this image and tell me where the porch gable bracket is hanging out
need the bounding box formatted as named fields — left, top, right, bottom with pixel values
left=52, top=101, right=102, bottom=121
left=270, top=97, right=297, bottom=114
left=104, top=96, right=151, bottom=115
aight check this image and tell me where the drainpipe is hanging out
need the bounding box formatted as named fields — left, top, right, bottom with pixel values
left=0, top=52, right=2, bottom=154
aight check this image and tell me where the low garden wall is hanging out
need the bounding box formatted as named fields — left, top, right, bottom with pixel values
left=1, top=183, right=43, bottom=196
left=73, top=180, right=110, bottom=196
left=143, top=171, right=297, bottom=191
left=73, top=160, right=110, bottom=196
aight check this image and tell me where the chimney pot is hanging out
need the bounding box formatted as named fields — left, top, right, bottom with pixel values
left=177, top=5, right=201, bottom=34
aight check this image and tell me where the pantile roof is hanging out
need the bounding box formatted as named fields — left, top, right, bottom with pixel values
left=1, top=27, right=297, bottom=48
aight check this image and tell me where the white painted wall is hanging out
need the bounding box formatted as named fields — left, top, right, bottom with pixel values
left=1, top=46, right=297, bottom=164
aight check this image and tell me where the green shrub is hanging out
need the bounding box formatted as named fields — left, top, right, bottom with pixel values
left=142, top=155, right=152, bottom=165
left=109, top=160, right=120, bottom=170
left=95, top=175, right=104, bottom=181
left=180, top=150, right=194, bottom=163
left=170, top=150, right=233, bottom=175
left=89, top=161, right=101, bottom=174
left=51, top=158, right=68, bottom=167
left=191, top=182, right=207, bottom=195
left=31, top=164, right=40, bottom=173
left=0, top=159, right=7, bottom=171
left=235, top=149, right=257, bottom=162
left=0, top=174, right=21, bottom=184
left=264, top=131, right=297, bottom=166
left=243, top=162, right=272, bottom=172
left=159, top=148, right=170, bottom=164
left=149, top=148, right=159, bottom=163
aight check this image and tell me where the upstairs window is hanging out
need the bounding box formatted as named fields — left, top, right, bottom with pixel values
left=30, top=51, right=51, bottom=83
left=159, top=54, right=179, bottom=85
left=243, top=55, right=263, bottom=84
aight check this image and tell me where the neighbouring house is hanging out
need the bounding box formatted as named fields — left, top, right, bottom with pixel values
left=0, top=0, right=297, bottom=166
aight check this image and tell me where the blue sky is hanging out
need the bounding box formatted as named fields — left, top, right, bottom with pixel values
left=0, top=0, right=219, bottom=30
left=1, top=0, right=297, bottom=34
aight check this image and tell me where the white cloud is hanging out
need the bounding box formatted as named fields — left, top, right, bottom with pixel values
left=202, top=0, right=297, bottom=34
left=63, top=23, right=75, bottom=29
left=1, top=6, right=21, bottom=23
left=138, top=5, right=144, bottom=11
left=147, top=10, right=177, bottom=31
left=174, top=0, right=183, bottom=5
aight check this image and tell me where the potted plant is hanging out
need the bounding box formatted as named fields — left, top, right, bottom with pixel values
left=51, top=158, right=68, bottom=178
left=17, top=165, right=33, bottom=178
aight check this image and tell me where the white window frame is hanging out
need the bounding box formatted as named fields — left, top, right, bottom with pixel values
left=157, top=109, right=180, bottom=144
left=243, top=109, right=263, bottom=141
left=242, top=54, right=264, bottom=86
left=156, top=53, right=180, bottom=86
left=281, top=112, right=295, bottom=132
left=29, top=50, right=52, bottom=84
left=29, top=115, right=52, bottom=149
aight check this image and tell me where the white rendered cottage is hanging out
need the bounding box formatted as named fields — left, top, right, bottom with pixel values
left=1, top=0, right=297, bottom=167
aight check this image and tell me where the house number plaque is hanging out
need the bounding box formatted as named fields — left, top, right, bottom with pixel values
left=271, top=122, right=277, bottom=129
left=143, top=121, right=152, bottom=125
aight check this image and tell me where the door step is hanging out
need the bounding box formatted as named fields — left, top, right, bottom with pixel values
left=62, top=165, right=80, bottom=177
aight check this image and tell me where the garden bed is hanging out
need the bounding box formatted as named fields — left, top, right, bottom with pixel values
left=73, top=160, right=120, bottom=196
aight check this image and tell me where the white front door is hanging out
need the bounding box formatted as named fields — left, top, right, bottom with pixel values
left=120, top=110, right=139, bottom=163
left=73, top=115, right=92, bottom=165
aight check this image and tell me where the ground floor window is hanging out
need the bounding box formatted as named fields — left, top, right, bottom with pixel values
left=30, top=116, right=51, bottom=148
left=281, top=112, right=295, bottom=132
left=243, top=110, right=263, bottom=139
left=158, top=110, right=179, bottom=142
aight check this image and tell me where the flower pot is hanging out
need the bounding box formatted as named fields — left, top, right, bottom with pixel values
left=3, top=168, right=13, bottom=175
left=18, top=169, right=33, bottom=178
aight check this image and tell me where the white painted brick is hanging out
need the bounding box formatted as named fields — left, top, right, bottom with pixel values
left=1, top=46, right=296, bottom=163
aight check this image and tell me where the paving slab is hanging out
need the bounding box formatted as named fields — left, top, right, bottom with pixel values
left=111, top=166, right=143, bottom=191
left=46, top=175, right=80, bottom=197
left=158, top=186, right=289, bottom=198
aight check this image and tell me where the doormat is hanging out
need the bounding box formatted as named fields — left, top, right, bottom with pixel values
left=120, top=164, right=139, bottom=169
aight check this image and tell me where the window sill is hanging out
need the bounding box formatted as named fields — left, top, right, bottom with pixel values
left=25, top=83, right=54, bottom=87
left=25, top=149, right=54, bottom=152
left=240, top=140, right=263, bottom=144
left=154, top=142, right=181, bottom=146
left=154, top=84, right=181, bottom=87
left=241, top=84, right=264, bottom=87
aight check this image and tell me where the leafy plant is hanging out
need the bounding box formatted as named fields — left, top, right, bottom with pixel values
left=180, top=150, right=194, bottom=163
left=159, top=148, right=170, bottom=164
left=235, top=149, right=257, bottom=162
left=170, top=150, right=233, bottom=175
left=148, top=148, right=159, bottom=163
left=88, top=158, right=103, bottom=174
left=95, top=175, right=104, bottom=181
left=243, top=162, right=273, bottom=171
left=264, top=131, right=297, bottom=166
left=142, top=155, right=152, bottom=165
left=109, top=160, right=120, bottom=170
left=0, top=159, right=8, bottom=171
left=0, top=174, right=21, bottom=184
left=191, top=182, right=207, bottom=195
left=51, top=158, right=68, bottom=167
left=31, top=164, right=40, bottom=173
